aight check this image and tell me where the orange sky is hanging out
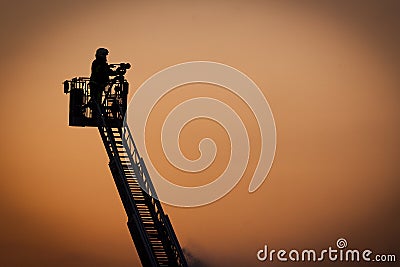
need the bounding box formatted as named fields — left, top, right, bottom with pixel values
left=0, top=1, right=399, bottom=266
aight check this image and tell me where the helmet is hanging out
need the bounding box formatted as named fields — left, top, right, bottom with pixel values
left=95, top=48, right=109, bottom=57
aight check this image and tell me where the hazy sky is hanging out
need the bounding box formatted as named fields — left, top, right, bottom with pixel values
left=0, top=1, right=399, bottom=266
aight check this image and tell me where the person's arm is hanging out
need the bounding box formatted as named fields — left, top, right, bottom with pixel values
left=107, top=63, right=117, bottom=77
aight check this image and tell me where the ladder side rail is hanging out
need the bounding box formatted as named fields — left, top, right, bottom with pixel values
left=96, top=103, right=159, bottom=267
left=147, top=189, right=187, bottom=267
left=121, top=128, right=147, bottom=192
left=125, top=147, right=186, bottom=266
left=99, top=78, right=187, bottom=266
left=121, top=128, right=150, bottom=195
left=110, top=161, right=157, bottom=267
left=122, top=126, right=158, bottom=198
left=161, top=214, right=188, bottom=267
left=138, top=157, right=159, bottom=199
left=122, top=125, right=188, bottom=267
left=98, top=126, right=114, bottom=160
left=147, top=195, right=187, bottom=267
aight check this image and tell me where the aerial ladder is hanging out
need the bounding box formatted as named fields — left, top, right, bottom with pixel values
left=63, top=63, right=188, bottom=267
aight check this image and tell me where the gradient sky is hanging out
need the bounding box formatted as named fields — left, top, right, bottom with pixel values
left=0, top=1, right=399, bottom=266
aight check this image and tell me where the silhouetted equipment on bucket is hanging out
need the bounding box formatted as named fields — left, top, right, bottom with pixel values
left=63, top=63, right=188, bottom=267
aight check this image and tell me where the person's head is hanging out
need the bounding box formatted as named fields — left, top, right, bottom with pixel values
left=95, top=48, right=109, bottom=61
